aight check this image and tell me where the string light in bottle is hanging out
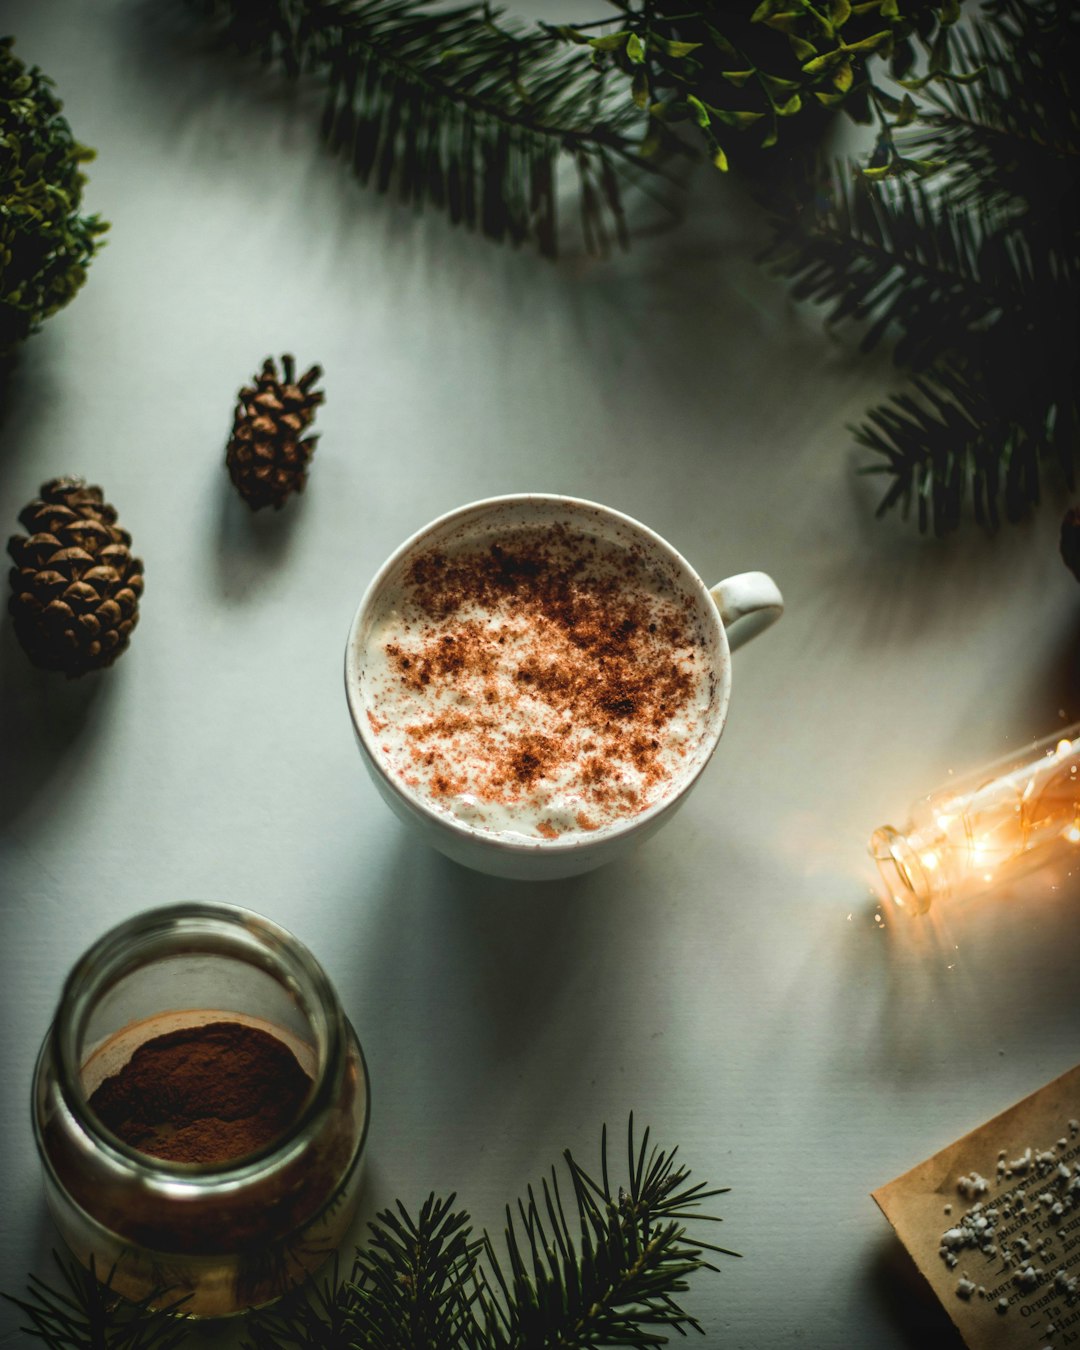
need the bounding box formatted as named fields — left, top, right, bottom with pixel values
left=870, top=724, right=1080, bottom=914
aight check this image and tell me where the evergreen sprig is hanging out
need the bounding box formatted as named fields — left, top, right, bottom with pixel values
left=2, top=1252, right=190, bottom=1350
left=184, top=0, right=648, bottom=258
left=758, top=0, right=1079, bottom=533
left=347, top=1194, right=486, bottom=1350
left=4, top=1119, right=733, bottom=1350
left=761, top=167, right=1012, bottom=366
left=855, top=363, right=1062, bottom=532
left=473, top=1119, right=734, bottom=1349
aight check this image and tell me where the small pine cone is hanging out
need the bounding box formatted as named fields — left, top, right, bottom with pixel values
left=225, top=354, right=324, bottom=510
left=7, top=477, right=145, bottom=676
left=1062, top=506, right=1080, bottom=583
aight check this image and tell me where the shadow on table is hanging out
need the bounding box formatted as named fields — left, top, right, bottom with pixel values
left=809, top=455, right=1080, bottom=660
left=349, top=828, right=664, bottom=1177
left=0, top=315, right=68, bottom=505
left=0, top=1192, right=73, bottom=1315
left=869, top=1235, right=965, bottom=1350
left=212, top=482, right=306, bottom=602
left=1015, top=609, right=1080, bottom=730
left=0, top=619, right=112, bottom=831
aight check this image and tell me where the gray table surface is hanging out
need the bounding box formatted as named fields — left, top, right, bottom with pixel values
left=2, top=4, right=1078, bottom=1347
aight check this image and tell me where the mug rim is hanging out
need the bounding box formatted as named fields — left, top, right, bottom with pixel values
left=343, top=493, right=732, bottom=859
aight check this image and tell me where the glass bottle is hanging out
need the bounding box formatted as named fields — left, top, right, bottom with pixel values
left=32, top=902, right=370, bottom=1317
left=870, top=723, right=1080, bottom=914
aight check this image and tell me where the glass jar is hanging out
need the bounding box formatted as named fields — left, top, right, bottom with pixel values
left=32, top=903, right=370, bottom=1318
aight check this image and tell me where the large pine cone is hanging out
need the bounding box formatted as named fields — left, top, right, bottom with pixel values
left=225, top=354, right=324, bottom=510
left=7, top=478, right=144, bottom=676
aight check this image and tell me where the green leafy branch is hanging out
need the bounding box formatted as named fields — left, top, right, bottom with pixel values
left=4, top=1118, right=734, bottom=1350
left=555, top=0, right=970, bottom=179
left=0, top=37, right=108, bottom=355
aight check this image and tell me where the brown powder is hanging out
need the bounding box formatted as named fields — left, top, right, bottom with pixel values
left=88, top=1020, right=312, bottom=1165
left=376, top=525, right=708, bottom=829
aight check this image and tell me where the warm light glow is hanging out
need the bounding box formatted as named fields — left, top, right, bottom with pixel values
left=871, top=722, right=1080, bottom=915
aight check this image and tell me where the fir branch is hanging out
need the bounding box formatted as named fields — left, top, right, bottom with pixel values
left=1, top=1252, right=191, bottom=1350
left=5, top=1120, right=732, bottom=1350
left=758, top=167, right=1025, bottom=367
left=855, top=361, right=1076, bottom=534
left=183, top=0, right=651, bottom=257
left=475, top=1116, right=734, bottom=1349
left=349, top=1194, right=486, bottom=1350
left=244, top=1253, right=362, bottom=1350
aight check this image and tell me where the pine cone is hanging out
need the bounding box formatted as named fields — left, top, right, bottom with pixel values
left=7, top=477, right=144, bottom=676
left=225, top=354, right=324, bottom=510
left=1062, top=507, right=1080, bottom=583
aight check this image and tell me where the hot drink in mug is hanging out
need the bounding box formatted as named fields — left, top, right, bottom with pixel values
left=345, top=495, right=782, bottom=880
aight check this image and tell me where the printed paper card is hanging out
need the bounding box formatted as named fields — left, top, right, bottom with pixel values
left=873, top=1064, right=1080, bottom=1349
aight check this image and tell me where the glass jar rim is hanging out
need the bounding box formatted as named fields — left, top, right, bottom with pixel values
left=49, top=902, right=348, bottom=1182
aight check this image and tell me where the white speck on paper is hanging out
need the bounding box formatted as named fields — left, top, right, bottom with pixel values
left=958, top=1172, right=990, bottom=1200
left=1015, top=1265, right=1043, bottom=1291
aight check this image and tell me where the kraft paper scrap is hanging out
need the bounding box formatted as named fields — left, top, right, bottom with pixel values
left=873, top=1064, right=1080, bottom=1350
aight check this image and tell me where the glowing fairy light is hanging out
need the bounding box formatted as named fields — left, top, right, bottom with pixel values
left=870, top=723, right=1080, bottom=915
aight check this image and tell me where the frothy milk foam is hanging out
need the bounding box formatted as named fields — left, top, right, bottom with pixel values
left=357, top=513, right=717, bottom=842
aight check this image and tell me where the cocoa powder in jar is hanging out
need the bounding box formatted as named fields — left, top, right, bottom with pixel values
left=88, top=1020, right=312, bottom=1164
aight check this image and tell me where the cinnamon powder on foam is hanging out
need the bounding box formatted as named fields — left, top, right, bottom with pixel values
left=365, top=526, right=710, bottom=838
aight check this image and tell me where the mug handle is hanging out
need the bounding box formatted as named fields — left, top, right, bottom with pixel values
left=709, top=571, right=783, bottom=653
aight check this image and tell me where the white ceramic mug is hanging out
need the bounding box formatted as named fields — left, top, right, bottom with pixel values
left=344, top=495, right=782, bottom=880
